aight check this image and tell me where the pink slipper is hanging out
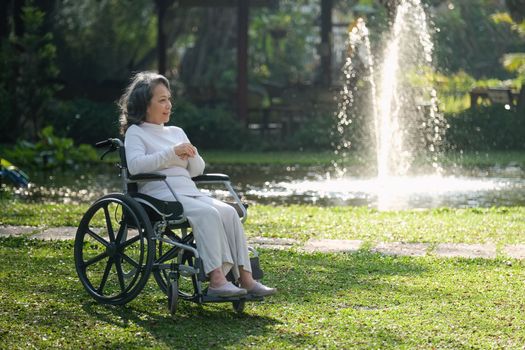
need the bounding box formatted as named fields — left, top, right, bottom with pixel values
left=208, top=282, right=247, bottom=297
left=247, top=282, right=277, bottom=297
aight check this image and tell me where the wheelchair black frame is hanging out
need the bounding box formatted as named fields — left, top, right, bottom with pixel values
left=74, top=138, right=263, bottom=314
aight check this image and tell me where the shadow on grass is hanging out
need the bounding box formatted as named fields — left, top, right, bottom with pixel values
left=79, top=293, right=287, bottom=349
left=3, top=238, right=522, bottom=348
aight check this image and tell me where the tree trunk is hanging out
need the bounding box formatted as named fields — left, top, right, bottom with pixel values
left=155, top=0, right=170, bottom=75
left=318, top=0, right=332, bottom=87
left=237, top=0, right=249, bottom=125
left=13, top=0, right=24, bottom=37
left=518, top=82, right=525, bottom=115
left=179, top=8, right=237, bottom=101
left=0, top=0, right=10, bottom=39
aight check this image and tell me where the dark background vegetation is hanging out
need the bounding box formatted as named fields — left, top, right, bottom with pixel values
left=0, top=0, right=524, bottom=167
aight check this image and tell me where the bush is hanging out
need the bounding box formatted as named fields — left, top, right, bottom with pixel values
left=170, top=100, right=249, bottom=150
left=445, top=105, right=525, bottom=150
left=47, top=98, right=119, bottom=145
left=0, top=5, right=60, bottom=143
left=289, top=115, right=339, bottom=151
left=50, top=98, right=250, bottom=150
left=4, top=126, right=98, bottom=169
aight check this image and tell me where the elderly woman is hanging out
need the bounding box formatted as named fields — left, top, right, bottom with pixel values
left=118, top=71, right=276, bottom=298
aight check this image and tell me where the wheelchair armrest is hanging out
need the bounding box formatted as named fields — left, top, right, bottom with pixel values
left=192, top=173, right=230, bottom=182
left=129, top=173, right=167, bottom=181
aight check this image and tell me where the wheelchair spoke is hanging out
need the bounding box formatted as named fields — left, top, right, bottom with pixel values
left=103, top=205, right=116, bottom=242
left=121, top=253, right=140, bottom=269
left=86, top=229, right=110, bottom=248
left=181, top=233, right=194, bottom=244
left=115, top=222, right=128, bottom=244
left=164, top=230, right=180, bottom=241
left=157, top=246, right=179, bottom=264
left=114, top=259, right=126, bottom=292
left=119, top=234, right=141, bottom=249
left=97, top=258, right=114, bottom=294
left=84, top=251, right=109, bottom=268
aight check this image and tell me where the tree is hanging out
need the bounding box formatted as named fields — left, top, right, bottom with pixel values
left=52, top=0, right=157, bottom=90
left=179, top=7, right=238, bottom=102
left=0, top=3, right=60, bottom=142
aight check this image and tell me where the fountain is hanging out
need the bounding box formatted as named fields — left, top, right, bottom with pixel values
left=336, top=0, right=445, bottom=179
left=333, top=0, right=467, bottom=209
left=245, top=0, right=525, bottom=210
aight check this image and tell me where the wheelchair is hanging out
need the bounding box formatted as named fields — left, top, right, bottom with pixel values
left=74, top=138, right=265, bottom=315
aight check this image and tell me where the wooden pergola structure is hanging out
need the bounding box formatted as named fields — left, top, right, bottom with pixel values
left=155, top=0, right=335, bottom=125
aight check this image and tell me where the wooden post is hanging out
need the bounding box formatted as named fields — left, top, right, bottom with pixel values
left=155, top=0, right=168, bottom=75
left=320, top=0, right=332, bottom=86
left=0, top=0, right=10, bottom=39
left=237, top=0, right=249, bottom=125
left=518, top=83, right=525, bottom=115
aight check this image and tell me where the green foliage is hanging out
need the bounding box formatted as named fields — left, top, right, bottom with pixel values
left=290, top=115, right=340, bottom=150
left=53, top=0, right=156, bottom=83
left=492, top=11, right=525, bottom=37
left=170, top=100, right=249, bottom=150
left=4, top=126, right=98, bottom=169
left=433, top=0, right=525, bottom=79
left=0, top=40, right=16, bottom=141
left=445, top=105, right=525, bottom=151
left=250, top=3, right=318, bottom=85
left=0, top=4, right=60, bottom=142
left=428, top=70, right=521, bottom=113
left=47, top=98, right=119, bottom=144
left=502, top=53, right=525, bottom=76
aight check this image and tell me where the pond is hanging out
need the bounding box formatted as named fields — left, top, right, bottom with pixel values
left=8, top=163, right=525, bottom=210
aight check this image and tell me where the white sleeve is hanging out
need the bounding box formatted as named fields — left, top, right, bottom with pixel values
left=181, top=130, right=205, bottom=177
left=125, top=128, right=183, bottom=175
left=187, top=152, right=205, bottom=177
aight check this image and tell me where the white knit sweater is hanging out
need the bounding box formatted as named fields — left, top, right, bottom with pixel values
left=125, top=122, right=205, bottom=199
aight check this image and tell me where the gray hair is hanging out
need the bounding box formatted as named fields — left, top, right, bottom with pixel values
left=118, top=71, right=170, bottom=135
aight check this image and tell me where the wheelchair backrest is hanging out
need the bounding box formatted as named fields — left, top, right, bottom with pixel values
left=95, top=138, right=137, bottom=194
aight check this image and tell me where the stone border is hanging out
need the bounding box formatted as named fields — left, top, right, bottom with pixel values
left=1, top=226, right=524, bottom=259
left=503, top=244, right=525, bottom=259
left=371, top=242, right=430, bottom=257
left=303, top=239, right=363, bottom=253
left=433, top=243, right=496, bottom=259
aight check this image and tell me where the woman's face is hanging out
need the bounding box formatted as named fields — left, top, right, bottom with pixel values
left=146, top=83, right=172, bottom=125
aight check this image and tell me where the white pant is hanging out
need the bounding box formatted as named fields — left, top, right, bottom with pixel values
left=176, top=195, right=252, bottom=279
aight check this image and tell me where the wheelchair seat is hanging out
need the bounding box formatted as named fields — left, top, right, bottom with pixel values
left=130, top=192, right=185, bottom=222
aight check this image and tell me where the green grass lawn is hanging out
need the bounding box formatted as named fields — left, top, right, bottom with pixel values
left=2, top=202, right=525, bottom=248
left=0, top=238, right=523, bottom=349
left=2, top=149, right=525, bottom=349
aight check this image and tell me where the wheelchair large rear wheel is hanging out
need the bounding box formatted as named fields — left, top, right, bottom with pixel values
left=74, top=194, right=155, bottom=305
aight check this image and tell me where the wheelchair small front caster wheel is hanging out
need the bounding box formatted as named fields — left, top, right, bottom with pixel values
left=167, top=280, right=179, bottom=316
left=232, top=299, right=245, bottom=314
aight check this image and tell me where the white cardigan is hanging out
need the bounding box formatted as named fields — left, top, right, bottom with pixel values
left=124, top=122, right=206, bottom=199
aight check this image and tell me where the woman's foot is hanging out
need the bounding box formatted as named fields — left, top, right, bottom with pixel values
left=208, top=282, right=247, bottom=297
left=246, top=281, right=277, bottom=297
